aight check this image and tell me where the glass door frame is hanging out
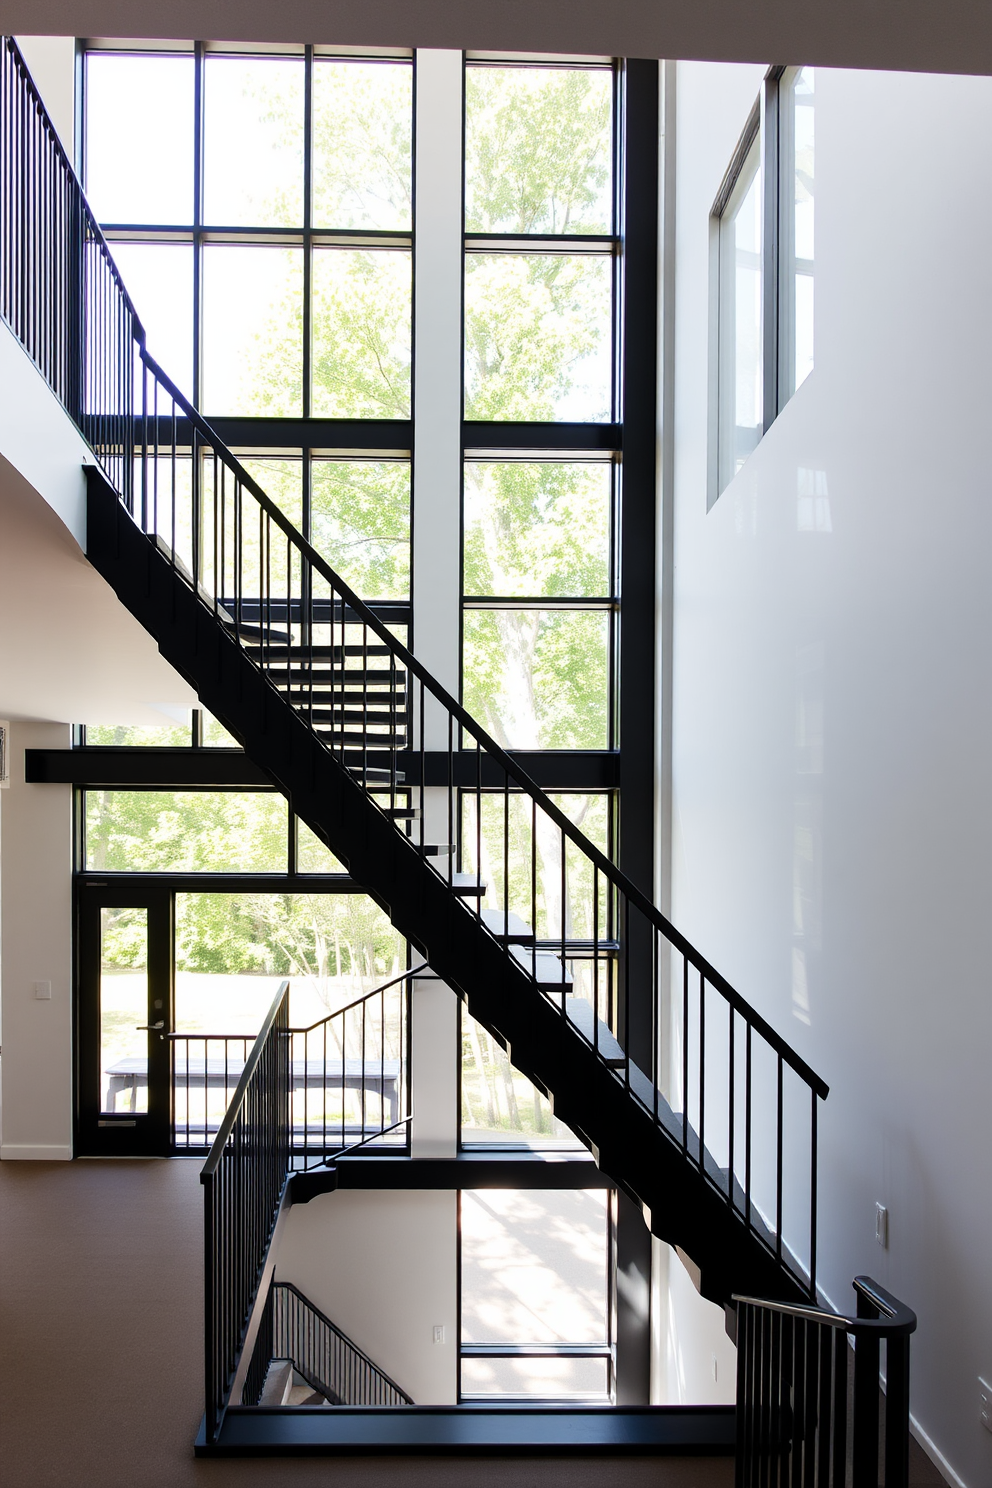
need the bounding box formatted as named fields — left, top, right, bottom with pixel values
left=75, top=880, right=174, bottom=1156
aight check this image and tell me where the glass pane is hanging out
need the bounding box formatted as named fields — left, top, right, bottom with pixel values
left=200, top=710, right=241, bottom=748
left=463, top=608, right=609, bottom=749
left=312, top=60, right=412, bottom=230
left=462, top=1011, right=582, bottom=1149
left=311, top=460, right=410, bottom=599
left=175, top=891, right=405, bottom=1031
left=719, top=141, right=762, bottom=489
left=203, top=55, right=304, bottom=226
left=311, top=249, right=412, bottom=418
left=464, top=462, right=610, bottom=598
left=464, top=253, right=612, bottom=422
left=202, top=245, right=303, bottom=415
left=237, top=456, right=304, bottom=530
left=85, top=719, right=191, bottom=747
left=465, top=66, right=612, bottom=235
left=297, top=819, right=346, bottom=873
left=108, top=243, right=194, bottom=398
left=790, top=67, right=814, bottom=394
left=84, top=791, right=287, bottom=872
left=85, top=53, right=194, bottom=225
left=460, top=1188, right=610, bottom=1399
left=461, top=1354, right=609, bottom=1399
left=100, top=906, right=149, bottom=1114
left=460, top=791, right=611, bottom=943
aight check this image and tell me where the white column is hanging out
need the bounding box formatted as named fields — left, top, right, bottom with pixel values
left=0, top=720, right=74, bottom=1159
left=409, top=50, right=464, bottom=1161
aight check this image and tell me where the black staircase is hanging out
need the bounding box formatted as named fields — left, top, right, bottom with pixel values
left=3, top=17, right=827, bottom=1307
left=0, top=32, right=874, bottom=1462
left=245, top=1281, right=414, bottom=1408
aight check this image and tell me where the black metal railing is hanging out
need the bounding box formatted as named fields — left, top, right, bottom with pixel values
left=734, top=1277, right=917, bottom=1488
left=1, top=32, right=828, bottom=1296
left=171, top=966, right=415, bottom=1159
left=244, top=1280, right=413, bottom=1407
left=290, top=964, right=416, bottom=1168
left=201, top=980, right=291, bottom=1445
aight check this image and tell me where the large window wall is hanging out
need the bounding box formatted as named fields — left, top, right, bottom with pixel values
left=77, top=43, right=658, bottom=1403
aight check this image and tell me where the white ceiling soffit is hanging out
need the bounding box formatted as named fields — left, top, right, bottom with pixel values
left=5, top=0, right=992, bottom=77
left=0, top=452, right=196, bottom=726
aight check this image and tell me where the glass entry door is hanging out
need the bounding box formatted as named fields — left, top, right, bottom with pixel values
left=76, top=883, right=173, bottom=1155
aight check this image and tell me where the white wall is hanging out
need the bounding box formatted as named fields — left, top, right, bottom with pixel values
left=15, top=35, right=75, bottom=156
left=672, top=60, right=992, bottom=1486
left=0, top=720, right=74, bottom=1159
left=276, top=1189, right=459, bottom=1403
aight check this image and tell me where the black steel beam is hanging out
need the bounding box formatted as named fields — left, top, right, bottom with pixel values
left=291, top=1154, right=609, bottom=1202
left=463, top=421, right=620, bottom=451
left=197, top=1404, right=737, bottom=1456
left=26, top=748, right=619, bottom=790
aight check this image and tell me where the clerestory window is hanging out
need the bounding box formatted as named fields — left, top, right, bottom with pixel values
left=709, top=64, right=815, bottom=505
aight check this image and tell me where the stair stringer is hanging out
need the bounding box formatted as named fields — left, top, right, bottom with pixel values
left=86, top=468, right=809, bottom=1310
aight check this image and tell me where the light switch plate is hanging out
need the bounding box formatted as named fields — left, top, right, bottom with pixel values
left=875, top=1203, right=888, bottom=1249
left=33, top=981, right=52, bottom=1000
left=433, top=1325, right=445, bottom=1344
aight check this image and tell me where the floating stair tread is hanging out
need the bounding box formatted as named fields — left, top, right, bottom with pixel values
left=480, top=908, right=534, bottom=944
left=510, top=945, right=573, bottom=990
left=301, top=707, right=403, bottom=723
left=259, top=1360, right=294, bottom=1408
left=450, top=872, right=486, bottom=898
left=244, top=644, right=394, bottom=660
left=560, top=996, right=626, bottom=1065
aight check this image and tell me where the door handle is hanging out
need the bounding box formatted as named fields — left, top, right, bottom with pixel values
left=136, top=1021, right=165, bottom=1031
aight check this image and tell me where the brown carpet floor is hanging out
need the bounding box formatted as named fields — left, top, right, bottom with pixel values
left=0, top=1158, right=946, bottom=1488
left=0, top=1157, right=733, bottom=1488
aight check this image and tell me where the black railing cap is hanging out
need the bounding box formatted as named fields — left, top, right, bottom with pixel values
left=733, top=1275, right=917, bottom=1337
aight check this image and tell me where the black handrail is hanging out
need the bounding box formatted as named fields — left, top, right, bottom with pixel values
left=200, top=979, right=291, bottom=1443
left=734, top=1277, right=917, bottom=1488
left=136, top=347, right=823, bottom=1094
left=245, top=1280, right=414, bottom=1407
left=291, top=964, right=421, bottom=1167
left=2, top=32, right=828, bottom=1300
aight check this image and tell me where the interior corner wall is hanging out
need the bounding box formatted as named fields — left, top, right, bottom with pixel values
left=275, top=1189, right=459, bottom=1403
left=0, top=720, right=73, bottom=1159
left=671, top=59, right=992, bottom=1487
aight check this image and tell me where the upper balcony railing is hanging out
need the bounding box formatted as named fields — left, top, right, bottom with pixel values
left=1, top=34, right=828, bottom=1301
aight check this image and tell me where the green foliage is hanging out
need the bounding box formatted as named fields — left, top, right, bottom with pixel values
left=86, top=721, right=191, bottom=747
left=463, top=609, right=609, bottom=751
left=464, top=253, right=611, bottom=423
left=85, top=791, right=287, bottom=874
left=465, top=65, right=612, bottom=235
left=463, top=461, right=610, bottom=598
left=311, top=460, right=410, bottom=599
left=175, top=891, right=403, bottom=988
left=312, top=60, right=412, bottom=230
left=311, top=249, right=411, bottom=418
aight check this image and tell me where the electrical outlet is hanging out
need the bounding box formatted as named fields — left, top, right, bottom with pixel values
left=875, top=1203, right=888, bottom=1249
left=980, top=1377, right=992, bottom=1432
left=33, top=981, right=51, bottom=1001
left=433, top=1325, right=445, bottom=1345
